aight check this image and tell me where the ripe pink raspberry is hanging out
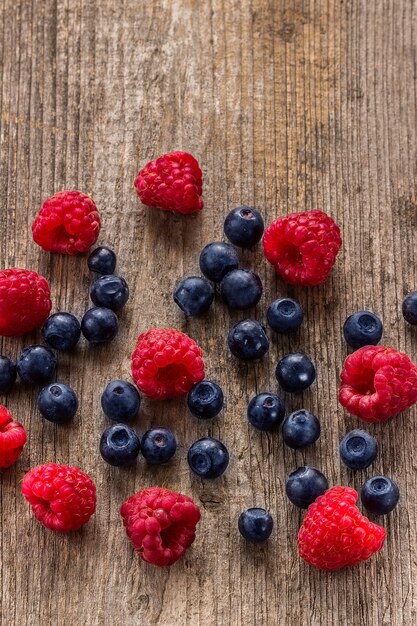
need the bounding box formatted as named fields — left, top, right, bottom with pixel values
left=339, top=345, right=417, bottom=422
left=21, top=463, right=96, bottom=532
left=120, top=487, right=201, bottom=566
left=131, top=327, right=205, bottom=400
left=298, top=486, right=386, bottom=570
left=134, top=151, right=203, bottom=214
left=262, top=210, right=342, bottom=286
left=0, top=405, right=27, bottom=468
left=32, top=190, right=101, bottom=254
left=0, top=268, right=52, bottom=336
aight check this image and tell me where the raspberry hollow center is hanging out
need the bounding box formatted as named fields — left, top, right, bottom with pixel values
left=156, top=363, right=188, bottom=388
left=160, top=521, right=186, bottom=549
left=351, top=367, right=376, bottom=395
left=280, top=241, right=303, bottom=266
left=48, top=223, right=74, bottom=246
left=35, top=496, right=51, bottom=511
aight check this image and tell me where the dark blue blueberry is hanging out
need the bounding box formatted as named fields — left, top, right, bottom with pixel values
left=402, top=291, right=417, bottom=325
left=199, top=242, right=239, bottom=283
left=81, top=307, right=118, bottom=344
left=101, top=380, right=141, bottom=422
left=187, top=437, right=229, bottom=479
left=285, top=466, right=329, bottom=508
left=361, top=476, right=399, bottom=515
left=228, top=320, right=269, bottom=361
left=0, top=356, right=17, bottom=394
left=16, top=345, right=57, bottom=385
left=238, top=508, right=273, bottom=543
left=187, top=380, right=224, bottom=419
left=90, top=275, right=129, bottom=312
left=141, top=428, right=177, bottom=464
left=220, top=269, right=263, bottom=310
left=224, top=206, right=264, bottom=248
left=173, top=276, right=214, bottom=316
left=339, top=429, right=378, bottom=470
left=282, top=409, right=320, bottom=449
left=267, top=298, right=303, bottom=334
left=343, top=311, right=383, bottom=348
left=37, top=383, right=78, bottom=424
left=247, top=392, right=285, bottom=431
left=42, top=312, right=81, bottom=351
left=88, top=246, right=117, bottom=275
left=275, top=353, right=316, bottom=393
left=99, top=423, right=140, bottom=467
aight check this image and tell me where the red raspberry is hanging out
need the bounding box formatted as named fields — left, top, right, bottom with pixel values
left=0, top=406, right=27, bottom=468
left=131, top=327, right=205, bottom=400
left=339, top=345, right=417, bottom=422
left=134, top=151, right=203, bottom=214
left=120, top=487, right=201, bottom=567
left=262, top=210, right=342, bottom=286
left=298, top=486, right=386, bottom=570
left=21, top=463, right=96, bottom=532
left=0, top=268, right=52, bottom=336
left=32, top=190, right=101, bottom=254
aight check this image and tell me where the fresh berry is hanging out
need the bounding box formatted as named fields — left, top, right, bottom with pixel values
left=224, top=206, right=264, bottom=248
left=238, top=508, right=273, bottom=543
left=247, top=392, right=285, bottom=431
left=173, top=276, right=214, bottom=316
left=361, top=476, right=399, bottom=515
left=16, top=345, right=57, bottom=385
left=88, top=246, right=117, bottom=275
left=42, top=312, right=81, bottom=351
left=81, top=307, right=118, bottom=344
left=339, top=429, right=378, bottom=470
left=267, top=298, right=303, bottom=334
left=187, top=380, right=224, bottom=419
left=0, top=405, right=27, bottom=468
left=402, top=290, right=417, bottom=325
left=220, top=269, right=263, bottom=310
left=21, top=463, right=96, bottom=531
left=343, top=311, right=383, bottom=349
left=187, top=437, right=229, bottom=479
left=338, top=345, right=417, bottom=422
left=263, top=210, right=342, bottom=286
left=227, top=320, right=269, bottom=361
left=0, top=268, right=52, bottom=336
left=131, top=328, right=204, bottom=400
left=32, top=190, right=101, bottom=254
left=199, top=242, right=239, bottom=282
left=90, top=275, right=129, bottom=312
left=0, top=356, right=17, bottom=394
left=37, top=383, right=78, bottom=424
left=101, top=380, right=141, bottom=422
left=99, top=424, right=141, bottom=466
left=285, top=466, right=328, bottom=508
left=276, top=353, right=316, bottom=393
left=141, top=428, right=177, bottom=464
left=134, top=151, right=203, bottom=214
left=298, top=486, right=386, bottom=570
left=282, top=409, right=320, bottom=449
left=120, top=487, right=201, bottom=566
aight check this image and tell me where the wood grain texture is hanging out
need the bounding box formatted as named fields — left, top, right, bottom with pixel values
left=0, top=0, right=416, bottom=624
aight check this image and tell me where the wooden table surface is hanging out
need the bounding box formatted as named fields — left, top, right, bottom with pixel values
left=1, top=1, right=416, bottom=624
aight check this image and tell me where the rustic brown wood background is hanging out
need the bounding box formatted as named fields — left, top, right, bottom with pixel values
left=0, top=0, right=416, bottom=624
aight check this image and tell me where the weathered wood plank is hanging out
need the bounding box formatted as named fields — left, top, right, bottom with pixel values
left=0, top=1, right=416, bottom=624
